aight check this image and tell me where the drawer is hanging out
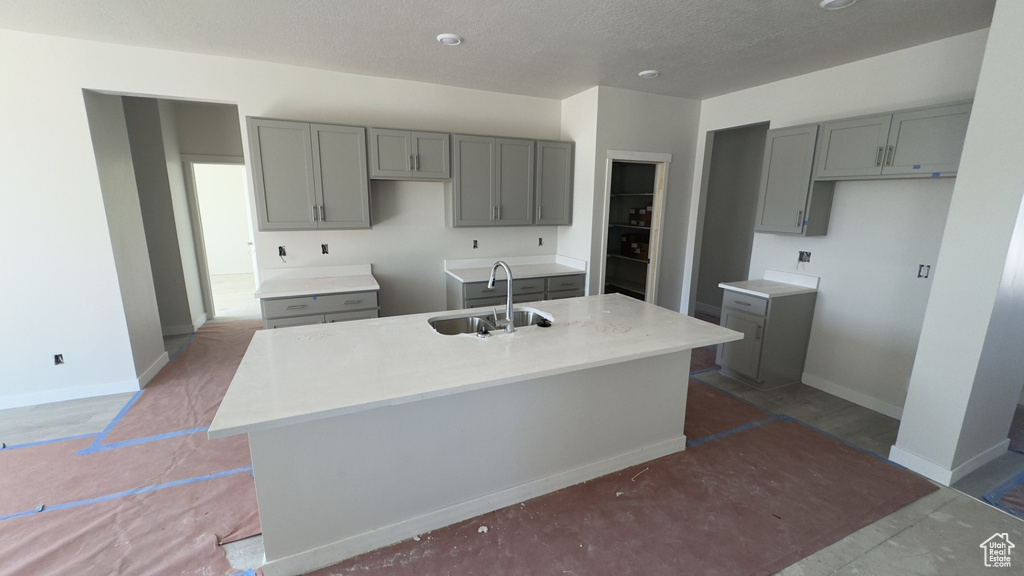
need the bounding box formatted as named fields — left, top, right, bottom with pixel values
left=464, top=296, right=508, bottom=309
left=262, top=291, right=379, bottom=319
left=546, top=274, right=585, bottom=292
left=265, top=314, right=325, bottom=329
left=546, top=288, right=584, bottom=300
left=721, top=290, right=768, bottom=316
left=464, top=281, right=507, bottom=300
left=325, top=309, right=379, bottom=323
left=512, top=278, right=545, bottom=295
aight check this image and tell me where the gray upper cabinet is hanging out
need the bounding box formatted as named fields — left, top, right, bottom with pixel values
left=535, top=140, right=574, bottom=226
left=451, top=135, right=535, bottom=227
left=311, top=124, right=371, bottom=229
left=882, top=103, right=971, bottom=176
left=249, top=117, right=370, bottom=230
left=754, top=124, right=834, bottom=236
left=368, top=128, right=450, bottom=180
left=249, top=118, right=318, bottom=230
left=815, top=102, right=971, bottom=180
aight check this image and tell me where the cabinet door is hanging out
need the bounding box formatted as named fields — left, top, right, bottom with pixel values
left=882, top=102, right=971, bottom=176
left=311, top=124, right=371, bottom=229
left=411, top=131, right=451, bottom=179
left=248, top=118, right=317, bottom=230
left=535, top=140, right=574, bottom=226
left=716, top=308, right=765, bottom=380
left=815, top=114, right=892, bottom=179
left=494, top=138, right=535, bottom=226
left=754, top=125, right=818, bottom=234
left=368, top=128, right=412, bottom=179
left=452, top=135, right=496, bottom=226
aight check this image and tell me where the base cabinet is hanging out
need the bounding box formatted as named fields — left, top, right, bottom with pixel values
left=260, top=291, right=380, bottom=329
left=447, top=274, right=585, bottom=310
left=716, top=289, right=816, bottom=389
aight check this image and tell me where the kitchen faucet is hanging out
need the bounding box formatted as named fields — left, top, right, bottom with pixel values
left=487, top=260, right=515, bottom=333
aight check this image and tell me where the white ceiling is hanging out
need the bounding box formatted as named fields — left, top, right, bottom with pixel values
left=0, top=0, right=996, bottom=100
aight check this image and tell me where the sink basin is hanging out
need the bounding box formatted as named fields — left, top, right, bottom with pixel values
left=427, top=307, right=553, bottom=335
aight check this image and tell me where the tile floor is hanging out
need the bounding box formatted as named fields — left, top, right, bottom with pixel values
left=4, top=328, right=1023, bottom=574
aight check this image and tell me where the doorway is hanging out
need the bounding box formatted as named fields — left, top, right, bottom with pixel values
left=183, top=161, right=260, bottom=322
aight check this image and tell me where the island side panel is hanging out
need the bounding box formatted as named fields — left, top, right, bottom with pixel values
left=249, top=350, right=691, bottom=576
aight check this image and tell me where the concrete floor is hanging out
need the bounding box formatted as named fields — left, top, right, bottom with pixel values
left=4, top=335, right=1023, bottom=574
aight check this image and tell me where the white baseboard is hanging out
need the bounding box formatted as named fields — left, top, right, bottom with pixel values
left=138, top=352, right=169, bottom=389
left=889, top=439, right=1009, bottom=486
left=801, top=372, right=903, bottom=420
left=260, top=436, right=687, bottom=576
left=0, top=379, right=140, bottom=411
left=694, top=302, right=721, bottom=317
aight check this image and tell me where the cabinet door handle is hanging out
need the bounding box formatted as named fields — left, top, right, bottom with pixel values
left=875, top=146, right=884, bottom=167
left=755, top=326, right=762, bottom=340
left=319, top=204, right=325, bottom=222
left=497, top=205, right=502, bottom=220
left=312, top=205, right=319, bottom=222
left=414, top=154, right=420, bottom=171
left=342, top=299, right=362, bottom=305
left=885, top=145, right=895, bottom=166
left=285, top=304, right=307, bottom=310
left=536, top=205, right=541, bottom=221
left=797, top=210, right=804, bottom=226
left=410, top=155, right=414, bottom=171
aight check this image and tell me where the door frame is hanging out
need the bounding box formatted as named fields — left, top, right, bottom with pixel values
left=180, top=154, right=249, bottom=321
left=597, top=150, right=671, bottom=304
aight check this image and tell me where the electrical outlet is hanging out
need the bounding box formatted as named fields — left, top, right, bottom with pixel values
left=278, top=246, right=286, bottom=257
left=473, top=240, right=478, bottom=249
left=321, top=244, right=329, bottom=255
left=538, top=237, right=544, bottom=247
left=54, top=354, right=64, bottom=365
left=798, top=251, right=811, bottom=263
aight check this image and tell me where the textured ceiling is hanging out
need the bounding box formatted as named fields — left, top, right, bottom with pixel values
left=0, top=0, right=996, bottom=100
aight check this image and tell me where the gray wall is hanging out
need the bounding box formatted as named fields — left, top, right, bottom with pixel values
left=83, top=91, right=165, bottom=379
left=695, top=123, right=767, bottom=314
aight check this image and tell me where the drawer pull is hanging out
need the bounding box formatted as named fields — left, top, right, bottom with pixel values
left=521, top=285, right=535, bottom=290
left=733, top=301, right=751, bottom=306
left=559, top=281, right=575, bottom=286
left=342, top=299, right=362, bottom=305
left=285, top=304, right=307, bottom=310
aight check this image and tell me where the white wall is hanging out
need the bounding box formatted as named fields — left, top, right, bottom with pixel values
left=893, top=0, right=1024, bottom=481
left=560, top=86, right=702, bottom=308
left=684, top=30, right=987, bottom=418
left=0, top=28, right=564, bottom=406
left=193, top=164, right=253, bottom=275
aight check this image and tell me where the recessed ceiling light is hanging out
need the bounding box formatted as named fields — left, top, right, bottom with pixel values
left=436, top=33, right=463, bottom=46
left=819, top=0, right=858, bottom=9
left=638, top=70, right=660, bottom=80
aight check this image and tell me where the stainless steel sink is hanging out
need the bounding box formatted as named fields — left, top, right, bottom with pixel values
left=427, top=307, right=553, bottom=335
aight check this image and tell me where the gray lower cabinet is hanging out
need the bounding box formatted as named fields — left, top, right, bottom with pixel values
left=451, top=135, right=535, bottom=227
left=368, top=128, right=450, bottom=180
left=248, top=117, right=370, bottom=230
left=716, top=288, right=816, bottom=389
left=535, top=140, right=574, bottom=226
left=815, top=102, right=971, bottom=180
left=754, top=124, right=835, bottom=236
left=447, top=273, right=585, bottom=309
left=260, top=290, right=380, bottom=329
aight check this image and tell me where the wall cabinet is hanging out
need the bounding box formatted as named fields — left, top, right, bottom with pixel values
left=754, top=124, right=835, bottom=236
left=535, top=140, right=574, bottom=226
left=260, top=290, right=379, bottom=329
left=446, top=273, right=585, bottom=309
left=716, top=287, right=816, bottom=390
left=368, top=128, right=450, bottom=180
left=248, top=118, right=370, bottom=230
left=451, top=135, right=535, bottom=227
left=815, top=102, right=971, bottom=180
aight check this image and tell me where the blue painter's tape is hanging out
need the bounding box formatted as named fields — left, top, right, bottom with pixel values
left=0, top=466, right=253, bottom=523
left=932, top=172, right=941, bottom=178
left=169, top=332, right=197, bottom=362
left=983, top=467, right=1024, bottom=520
left=313, top=295, right=318, bottom=300
left=913, top=164, right=921, bottom=169
left=231, top=570, right=258, bottom=576
left=78, top=391, right=143, bottom=454
left=78, top=427, right=210, bottom=455
left=686, top=414, right=783, bottom=447
left=1, top=433, right=100, bottom=451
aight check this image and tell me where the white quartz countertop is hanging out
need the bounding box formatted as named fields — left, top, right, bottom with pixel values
left=254, top=274, right=380, bottom=300
left=445, top=263, right=585, bottom=283
left=719, top=279, right=817, bottom=298
left=209, top=294, right=740, bottom=438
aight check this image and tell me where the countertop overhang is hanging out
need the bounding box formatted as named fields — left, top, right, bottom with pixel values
left=209, top=294, right=741, bottom=439
left=719, top=279, right=817, bottom=299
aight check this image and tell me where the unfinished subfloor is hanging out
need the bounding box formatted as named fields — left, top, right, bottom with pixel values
left=2, top=340, right=1022, bottom=575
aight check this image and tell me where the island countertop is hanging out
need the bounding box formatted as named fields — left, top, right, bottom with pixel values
left=209, top=294, right=740, bottom=439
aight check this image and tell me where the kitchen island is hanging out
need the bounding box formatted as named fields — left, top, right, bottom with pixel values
left=209, top=294, right=740, bottom=576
